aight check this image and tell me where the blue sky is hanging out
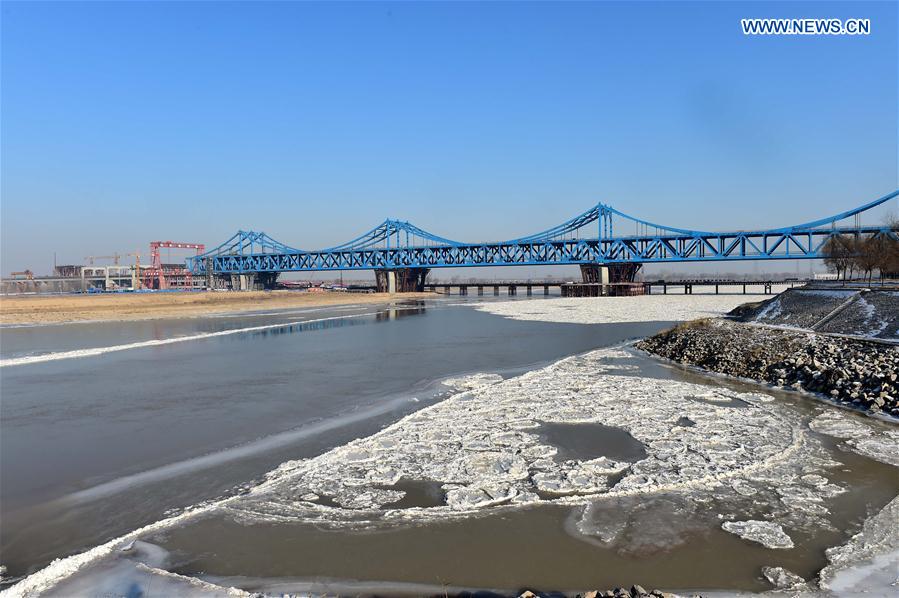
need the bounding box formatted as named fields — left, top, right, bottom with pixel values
left=2, top=1, right=896, bottom=276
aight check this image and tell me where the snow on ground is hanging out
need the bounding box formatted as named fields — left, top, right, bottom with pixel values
left=471, top=294, right=772, bottom=324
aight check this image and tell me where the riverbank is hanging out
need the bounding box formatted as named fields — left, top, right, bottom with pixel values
left=636, top=319, right=899, bottom=418
left=0, top=290, right=436, bottom=325
left=636, top=288, right=899, bottom=418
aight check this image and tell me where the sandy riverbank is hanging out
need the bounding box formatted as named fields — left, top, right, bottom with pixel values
left=0, top=291, right=437, bottom=325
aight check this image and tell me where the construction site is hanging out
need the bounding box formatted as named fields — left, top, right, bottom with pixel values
left=1, top=241, right=208, bottom=295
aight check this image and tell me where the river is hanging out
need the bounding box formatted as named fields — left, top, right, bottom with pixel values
left=1, top=296, right=896, bottom=595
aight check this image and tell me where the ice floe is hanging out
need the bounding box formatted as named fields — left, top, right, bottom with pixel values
left=442, top=372, right=504, bottom=391
left=721, top=520, right=794, bottom=549
left=809, top=411, right=899, bottom=467
left=574, top=493, right=715, bottom=556
left=760, top=565, right=807, bottom=590
left=33, top=541, right=249, bottom=598
left=471, top=294, right=779, bottom=325
left=220, top=348, right=824, bottom=533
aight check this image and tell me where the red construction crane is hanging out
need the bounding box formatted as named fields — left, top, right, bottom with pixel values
left=145, top=241, right=205, bottom=290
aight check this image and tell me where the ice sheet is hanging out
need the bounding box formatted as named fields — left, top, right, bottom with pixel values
left=223, top=349, right=818, bottom=530
left=470, top=295, right=776, bottom=324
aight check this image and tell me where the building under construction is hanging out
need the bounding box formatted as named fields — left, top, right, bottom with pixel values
left=139, top=241, right=206, bottom=290
left=2, top=240, right=208, bottom=294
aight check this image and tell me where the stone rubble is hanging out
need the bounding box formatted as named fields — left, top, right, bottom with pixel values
left=520, top=588, right=691, bottom=598
left=636, top=319, right=899, bottom=417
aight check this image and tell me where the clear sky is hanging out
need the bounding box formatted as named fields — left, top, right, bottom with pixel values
left=2, top=1, right=897, bottom=277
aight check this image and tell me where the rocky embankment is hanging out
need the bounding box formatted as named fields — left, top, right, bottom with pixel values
left=520, top=586, right=688, bottom=598
left=730, top=287, right=898, bottom=340
left=636, top=315, right=899, bottom=417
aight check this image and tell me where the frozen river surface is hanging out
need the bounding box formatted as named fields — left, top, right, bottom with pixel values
left=1, top=294, right=897, bottom=596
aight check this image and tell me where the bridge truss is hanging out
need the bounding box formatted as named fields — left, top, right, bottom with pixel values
left=187, top=190, right=899, bottom=275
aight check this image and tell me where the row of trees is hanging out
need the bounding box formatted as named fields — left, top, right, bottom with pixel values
left=822, top=225, right=899, bottom=282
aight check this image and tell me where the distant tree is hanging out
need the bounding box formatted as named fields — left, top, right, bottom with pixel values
left=854, top=236, right=880, bottom=283
left=821, top=234, right=855, bottom=280
left=878, top=215, right=899, bottom=280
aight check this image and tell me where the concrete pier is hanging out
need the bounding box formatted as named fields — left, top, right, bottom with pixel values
left=375, top=268, right=430, bottom=293
left=223, top=272, right=279, bottom=291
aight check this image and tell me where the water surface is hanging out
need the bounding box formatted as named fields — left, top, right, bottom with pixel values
left=1, top=298, right=665, bottom=581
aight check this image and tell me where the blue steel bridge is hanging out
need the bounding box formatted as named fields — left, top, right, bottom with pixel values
left=187, top=190, right=899, bottom=291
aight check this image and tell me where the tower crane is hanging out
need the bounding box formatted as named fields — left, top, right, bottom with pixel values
left=126, top=252, right=142, bottom=290
left=83, top=253, right=121, bottom=265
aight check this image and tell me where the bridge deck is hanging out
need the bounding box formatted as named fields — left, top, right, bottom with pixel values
left=185, top=191, right=898, bottom=276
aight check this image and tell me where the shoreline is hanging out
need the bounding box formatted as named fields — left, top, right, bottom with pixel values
left=637, top=287, right=899, bottom=418
left=0, top=290, right=437, bottom=326
left=636, top=342, right=899, bottom=427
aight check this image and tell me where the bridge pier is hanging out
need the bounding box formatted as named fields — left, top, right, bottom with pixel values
left=579, top=264, right=608, bottom=285
left=477, top=285, right=483, bottom=296
left=222, top=272, right=279, bottom=291
left=580, top=263, right=643, bottom=284
left=257, top=272, right=279, bottom=290
left=205, top=258, right=214, bottom=290
left=233, top=274, right=253, bottom=291
left=374, top=268, right=430, bottom=293
left=209, top=274, right=232, bottom=290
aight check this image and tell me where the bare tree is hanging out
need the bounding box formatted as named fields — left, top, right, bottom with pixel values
left=878, top=215, right=899, bottom=281
left=822, top=234, right=855, bottom=280
left=853, top=236, right=880, bottom=283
